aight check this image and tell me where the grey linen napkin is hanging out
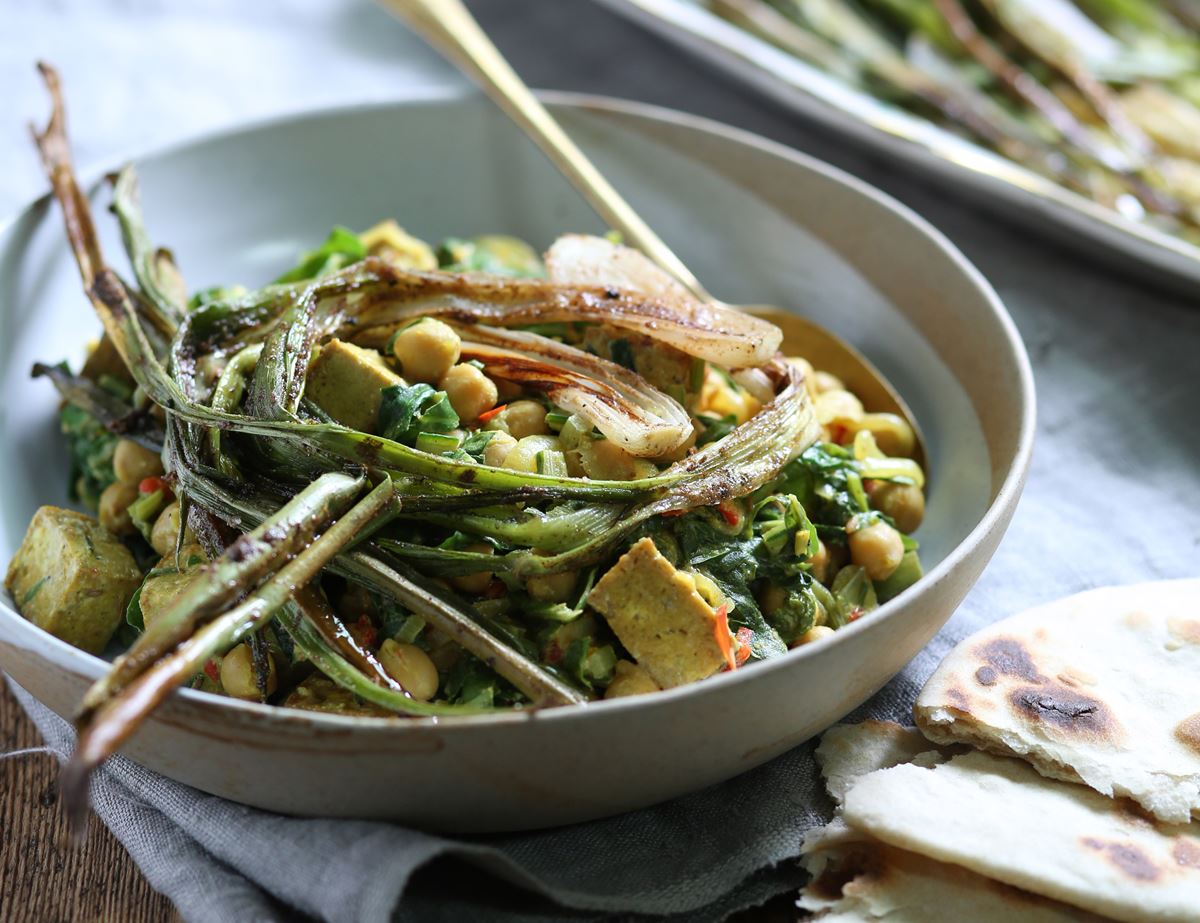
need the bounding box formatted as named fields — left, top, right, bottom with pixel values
left=6, top=1, right=1200, bottom=921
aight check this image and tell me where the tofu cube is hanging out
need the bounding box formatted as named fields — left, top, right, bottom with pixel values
left=4, top=506, right=143, bottom=654
left=305, top=339, right=406, bottom=433
left=138, top=546, right=208, bottom=630
left=588, top=537, right=729, bottom=688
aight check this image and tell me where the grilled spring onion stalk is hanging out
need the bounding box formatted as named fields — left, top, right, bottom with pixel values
left=711, top=0, right=1200, bottom=244
left=23, top=66, right=928, bottom=829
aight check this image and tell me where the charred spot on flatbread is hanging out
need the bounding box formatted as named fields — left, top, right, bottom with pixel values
left=1173, top=839, right=1200, bottom=869
left=1081, top=838, right=1161, bottom=882
left=1010, top=686, right=1116, bottom=740
left=976, top=637, right=1043, bottom=682
left=915, top=581, right=1200, bottom=825
left=944, top=686, right=970, bottom=709
left=1174, top=714, right=1200, bottom=755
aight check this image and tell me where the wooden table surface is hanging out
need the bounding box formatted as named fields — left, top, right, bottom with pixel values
left=1, top=677, right=798, bottom=922
left=0, top=678, right=179, bottom=923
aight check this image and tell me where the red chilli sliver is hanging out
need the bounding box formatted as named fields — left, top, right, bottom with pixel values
left=714, top=604, right=737, bottom=671
left=476, top=403, right=508, bottom=424
left=735, top=627, right=754, bottom=666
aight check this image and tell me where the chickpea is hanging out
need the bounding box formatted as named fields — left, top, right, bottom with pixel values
left=526, top=569, right=577, bottom=603
left=439, top=363, right=498, bottom=422
left=788, top=357, right=818, bottom=401
left=98, top=481, right=140, bottom=537
left=872, top=481, right=925, bottom=534
left=220, top=643, right=278, bottom=699
left=650, top=425, right=698, bottom=464
left=482, top=431, right=517, bottom=467
left=854, top=412, right=916, bottom=459
left=580, top=439, right=657, bottom=481
left=112, top=439, right=163, bottom=485
left=390, top=319, right=461, bottom=383
left=604, top=660, right=661, bottom=699
left=502, top=435, right=560, bottom=473
left=377, top=639, right=440, bottom=701
left=808, top=540, right=835, bottom=584
left=847, top=518, right=905, bottom=581
left=564, top=450, right=587, bottom=478
left=149, top=501, right=193, bottom=557
left=494, top=377, right=524, bottom=403
left=813, top=370, right=844, bottom=394
left=555, top=414, right=591, bottom=451
left=449, top=543, right=494, bottom=595
left=815, top=389, right=864, bottom=427
left=501, top=400, right=549, bottom=438
left=758, top=582, right=787, bottom=616
left=797, top=625, right=836, bottom=645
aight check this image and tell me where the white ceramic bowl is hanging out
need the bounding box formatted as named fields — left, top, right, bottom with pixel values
left=0, top=93, right=1034, bottom=832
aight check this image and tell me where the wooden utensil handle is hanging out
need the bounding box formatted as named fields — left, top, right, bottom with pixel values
left=380, top=0, right=712, bottom=301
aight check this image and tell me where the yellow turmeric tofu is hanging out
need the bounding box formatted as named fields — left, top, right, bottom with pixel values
left=588, top=537, right=730, bottom=688
left=4, top=506, right=143, bottom=654
left=305, top=339, right=406, bottom=433
left=581, top=326, right=694, bottom=399
left=138, top=545, right=208, bottom=630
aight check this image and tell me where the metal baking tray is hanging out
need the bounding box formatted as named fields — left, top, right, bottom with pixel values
left=601, top=0, right=1200, bottom=291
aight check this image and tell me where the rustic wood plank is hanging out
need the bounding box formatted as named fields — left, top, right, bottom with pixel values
left=0, top=677, right=180, bottom=923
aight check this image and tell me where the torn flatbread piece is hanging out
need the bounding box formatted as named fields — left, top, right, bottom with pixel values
left=915, top=579, right=1200, bottom=823
left=802, top=722, right=1108, bottom=922
left=841, top=749, right=1200, bottom=923
left=800, top=836, right=1111, bottom=922
left=815, top=720, right=963, bottom=805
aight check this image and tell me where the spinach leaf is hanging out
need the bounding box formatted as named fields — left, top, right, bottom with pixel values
left=695, top=413, right=739, bottom=448
left=442, top=429, right=495, bottom=463
left=761, top=573, right=820, bottom=645
left=765, top=443, right=869, bottom=531
left=609, top=338, right=636, bottom=371
left=188, top=284, right=247, bottom=311
left=436, top=235, right=545, bottom=278
left=128, top=488, right=169, bottom=543
left=562, top=637, right=617, bottom=690
left=442, top=654, right=526, bottom=708
left=274, top=226, right=365, bottom=284
left=665, top=507, right=788, bottom=660
left=378, top=383, right=460, bottom=446
left=60, top=401, right=118, bottom=510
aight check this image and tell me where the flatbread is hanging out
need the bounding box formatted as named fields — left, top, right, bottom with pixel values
left=815, top=720, right=962, bottom=805
left=800, top=837, right=1110, bottom=922
left=914, top=579, right=1200, bottom=823
left=841, top=749, right=1200, bottom=923
left=802, top=722, right=1103, bottom=922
